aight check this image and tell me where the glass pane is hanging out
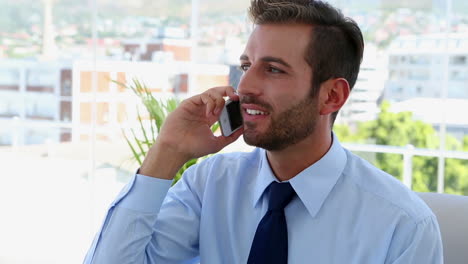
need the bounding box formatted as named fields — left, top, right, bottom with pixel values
left=335, top=1, right=446, bottom=149
left=0, top=0, right=94, bottom=262
left=2, top=1, right=467, bottom=262
left=331, top=0, right=468, bottom=193
left=445, top=158, right=468, bottom=195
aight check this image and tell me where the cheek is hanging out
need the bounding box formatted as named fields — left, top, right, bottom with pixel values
left=270, top=95, right=303, bottom=114
left=263, top=77, right=311, bottom=108
left=274, top=88, right=311, bottom=110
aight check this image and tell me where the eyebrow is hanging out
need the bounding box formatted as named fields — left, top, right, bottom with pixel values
left=239, top=54, right=292, bottom=69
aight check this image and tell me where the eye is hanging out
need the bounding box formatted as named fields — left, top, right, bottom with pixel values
left=267, top=66, right=285, bottom=74
left=238, top=64, right=250, bottom=72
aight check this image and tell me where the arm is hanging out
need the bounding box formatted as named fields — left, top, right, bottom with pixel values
left=139, top=86, right=243, bottom=180
left=385, top=215, right=443, bottom=264
left=84, top=86, right=243, bottom=263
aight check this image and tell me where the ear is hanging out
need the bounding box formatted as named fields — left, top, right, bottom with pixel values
left=319, top=78, right=350, bottom=115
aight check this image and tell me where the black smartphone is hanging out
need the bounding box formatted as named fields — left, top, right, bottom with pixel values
left=219, top=99, right=243, bottom=136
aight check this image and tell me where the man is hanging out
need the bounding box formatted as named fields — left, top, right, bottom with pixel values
left=85, top=0, right=443, bottom=263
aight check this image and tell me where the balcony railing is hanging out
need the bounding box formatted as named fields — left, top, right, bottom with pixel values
left=343, top=143, right=468, bottom=192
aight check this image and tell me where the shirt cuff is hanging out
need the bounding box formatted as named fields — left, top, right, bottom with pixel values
left=116, top=173, right=173, bottom=214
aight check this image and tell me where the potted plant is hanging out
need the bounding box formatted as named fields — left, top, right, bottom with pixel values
left=116, top=78, right=219, bottom=185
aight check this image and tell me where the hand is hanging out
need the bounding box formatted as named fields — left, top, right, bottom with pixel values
left=139, top=86, right=244, bottom=179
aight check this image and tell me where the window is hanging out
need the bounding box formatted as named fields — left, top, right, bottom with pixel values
left=0, top=69, right=20, bottom=90
left=25, top=93, right=57, bottom=120
left=389, top=56, right=399, bottom=64
left=408, top=69, right=430, bottom=80
left=1, top=1, right=467, bottom=263
left=450, top=55, right=467, bottom=65
left=409, top=55, right=430, bottom=65
left=26, top=68, right=56, bottom=92
left=0, top=94, right=21, bottom=117
left=60, top=69, right=72, bottom=96
left=60, top=101, right=72, bottom=122
left=451, top=70, right=468, bottom=81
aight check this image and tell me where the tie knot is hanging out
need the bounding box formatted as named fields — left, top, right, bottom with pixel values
left=268, top=182, right=296, bottom=211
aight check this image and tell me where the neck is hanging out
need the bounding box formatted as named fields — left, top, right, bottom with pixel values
left=266, top=128, right=332, bottom=182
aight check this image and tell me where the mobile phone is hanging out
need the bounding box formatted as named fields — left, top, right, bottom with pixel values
left=219, top=99, right=243, bottom=136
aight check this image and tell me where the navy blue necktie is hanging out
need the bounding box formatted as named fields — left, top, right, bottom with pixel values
left=247, top=182, right=296, bottom=264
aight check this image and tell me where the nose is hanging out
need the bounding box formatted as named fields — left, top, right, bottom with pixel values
left=237, top=67, right=262, bottom=97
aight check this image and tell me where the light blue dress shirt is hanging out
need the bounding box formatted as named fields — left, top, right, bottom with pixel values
left=84, top=134, right=443, bottom=263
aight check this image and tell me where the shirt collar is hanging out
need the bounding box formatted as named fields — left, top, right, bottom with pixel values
left=253, top=149, right=278, bottom=207
left=252, top=132, right=347, bottom=218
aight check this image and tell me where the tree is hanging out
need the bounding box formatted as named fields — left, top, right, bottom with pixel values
left=335, top=101, right=468, bottom=195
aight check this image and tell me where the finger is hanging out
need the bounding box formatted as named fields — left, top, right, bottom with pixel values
left=200, top=86, right=238, bottom=104
left=198, top=86, right=238, bottom=116
left=214, top=97, right=226, bottom=115
left=207, top=93, right=225, bottom=116
left=226, top=88, right=239, bottom=101
left=209, top=86, right=237, bottom=99
left=205, top=92, right=226, bottom=116
left=228, top=126, right=244, bottom=141
left=208, top=87, right=239, bottom=115
left=214, top=126, right=244, bottom=150
left=200, top=93, right=216, bottom=116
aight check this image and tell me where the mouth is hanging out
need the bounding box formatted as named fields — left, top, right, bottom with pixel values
left=242, top=104, right=270, bottom=122
left=246, top=109, right=268, bottom=116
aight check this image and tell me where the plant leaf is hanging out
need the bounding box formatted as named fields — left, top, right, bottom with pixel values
left=136, top=108, right=152, bottom=148
left=122, top=129, right=142, bottom=165
left=130, top=128, right=147, bottom=158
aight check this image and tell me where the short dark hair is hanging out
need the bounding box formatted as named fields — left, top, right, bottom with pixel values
left=248, top=0, right=364, bottom=125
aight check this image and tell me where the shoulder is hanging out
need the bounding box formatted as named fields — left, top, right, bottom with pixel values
left=172, top=149, right=263, bottom=203
left=182, top=148, right=262, bottom=184
left=193, top=148, right=261, bottom=172
left=341, top=149, right=434, bottom=224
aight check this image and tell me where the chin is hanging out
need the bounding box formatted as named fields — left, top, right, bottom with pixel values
left=242, top=131, right=284, bottom=151
left=243, top=129, right=262, bottom=145
left=242, top=130, right=257, bottom=144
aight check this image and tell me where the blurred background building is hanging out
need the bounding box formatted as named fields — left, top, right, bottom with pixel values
left=0, top=59, right=72, bottom=146
left=385, top=33, right=468, bottom=101
left=384, top=33, right=468, bottom=140
left=1, top=0, right=468, bottom=263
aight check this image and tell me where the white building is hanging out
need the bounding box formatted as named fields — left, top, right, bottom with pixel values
left=382, top=33, right=468, bottom=139
left=337, top=44, right=387, bottom=124
left=390, top=98, right=468, bottom=140
left=71, top=60, right=230, bottom=143
left=0, top=59, right=72, bottom=146
left=0, top=57, right=230, bottom=146
left=384, top=33, right=468, bottom=102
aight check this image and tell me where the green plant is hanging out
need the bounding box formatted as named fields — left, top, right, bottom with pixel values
left=335, top=101, right=468, bottom=195
left=115, top=78, right=219, bottom=185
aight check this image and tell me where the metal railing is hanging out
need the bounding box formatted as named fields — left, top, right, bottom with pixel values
left=343, top=143, right=468, bottom=192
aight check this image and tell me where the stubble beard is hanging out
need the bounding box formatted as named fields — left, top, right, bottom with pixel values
left=242, top=95, right=319, bottom=151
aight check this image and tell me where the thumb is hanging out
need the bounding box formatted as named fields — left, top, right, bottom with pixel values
left=213, top=127, right=244, bottom=151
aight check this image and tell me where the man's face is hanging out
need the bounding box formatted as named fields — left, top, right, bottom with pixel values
left=237, top=23, right=320, bottom=151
